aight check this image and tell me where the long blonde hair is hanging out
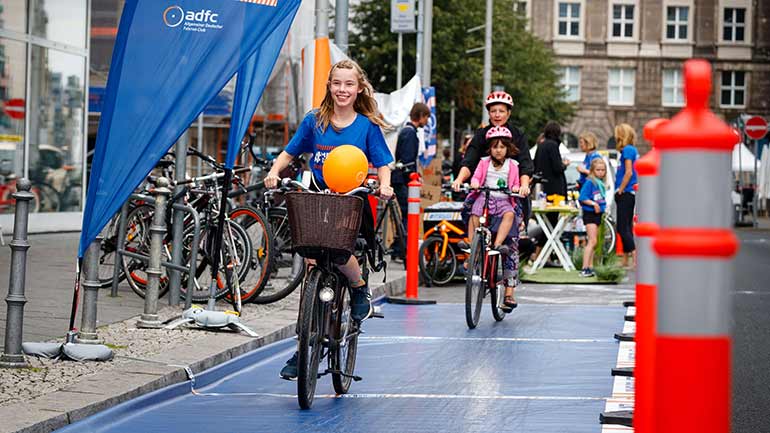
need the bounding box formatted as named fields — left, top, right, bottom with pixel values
left=614, top=123, right=636, bottom=150
left=316, top=59, right=388, bottom=132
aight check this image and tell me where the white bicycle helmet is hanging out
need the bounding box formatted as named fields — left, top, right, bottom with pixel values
left=485, top=91, right=514, bottom=109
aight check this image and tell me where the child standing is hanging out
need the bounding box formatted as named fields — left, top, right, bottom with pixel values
left=468, top=126, right=520, bottom=309
left=578, top=158, right=608, bottom=277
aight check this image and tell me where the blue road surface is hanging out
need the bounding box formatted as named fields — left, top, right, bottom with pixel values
left=56, top=303, right=623, bottom=433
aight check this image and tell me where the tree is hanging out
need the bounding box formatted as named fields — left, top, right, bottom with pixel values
left=350, top=0, right=574, bottom=144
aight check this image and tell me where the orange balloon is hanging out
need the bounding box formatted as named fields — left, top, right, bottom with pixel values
left=322, top=145, right=369, bottom=193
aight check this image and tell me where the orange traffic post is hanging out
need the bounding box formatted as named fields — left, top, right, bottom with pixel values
left=387, top=172, right=435, bottom=305
left=652, top=59, right=739, bottom=433
left=632, top=118, right=667, bottom=433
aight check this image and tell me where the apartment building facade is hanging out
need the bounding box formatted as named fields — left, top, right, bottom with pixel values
left=516, top=0, right=770, bottom=151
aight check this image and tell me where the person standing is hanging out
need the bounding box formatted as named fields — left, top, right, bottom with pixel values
left=391, top=103, right=430, bottom=261
left=613, top=123, right=639, bottom=268
left=576, top=131, right=602, bottom=190
left=532, top=121, right=569, bottom=255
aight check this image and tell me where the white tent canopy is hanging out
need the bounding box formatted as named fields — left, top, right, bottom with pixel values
left=758, top=144, right=770, bottom=203
left=732, top=142, right=761, bottom=172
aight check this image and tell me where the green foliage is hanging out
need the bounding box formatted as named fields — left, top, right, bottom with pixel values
left=571, top=245, right=584, bottom=271
left=349, top=0, right=575, bottom=141
left=594, top=254, right=626, bottom=283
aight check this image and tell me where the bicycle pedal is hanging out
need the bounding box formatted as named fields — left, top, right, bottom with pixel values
left=371, top=311, right=385, bottom=319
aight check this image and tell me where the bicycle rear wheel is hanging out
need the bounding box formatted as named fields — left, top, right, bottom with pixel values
left=332, top=281, right=358, bottom=394
left=490, top=256, right=507, bottom=322
left=120, top=205, right=171, bottom=299
left=465, top=233, right=485, bottom=329
left=419, top=236, right=457, bottom=286
left=228, top=206, right=273, bottom=303
left=297, top=268, right=324, bottom=409
left=251, top=208, right=304, bottom=304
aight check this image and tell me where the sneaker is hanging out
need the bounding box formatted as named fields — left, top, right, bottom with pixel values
left=350, top=285, right=373, bottom=322
left=279, top=351, right=298, bottom=380
left=457, top=240, right=470, bottom=251
left=578, top=269, right=595, bottom=278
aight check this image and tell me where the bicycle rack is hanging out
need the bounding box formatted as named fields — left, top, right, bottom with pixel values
left=109, top=193, right=201, bottom=310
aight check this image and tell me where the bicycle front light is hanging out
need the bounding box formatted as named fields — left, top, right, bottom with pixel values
left=319, top=287, right=335, bottom=303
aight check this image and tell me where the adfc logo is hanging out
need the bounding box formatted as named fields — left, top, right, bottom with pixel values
left=163, top=6, right=184, bottom=27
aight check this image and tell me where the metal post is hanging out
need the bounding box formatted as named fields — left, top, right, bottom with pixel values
left=421, top=0, right=432, bottom=87
left=416, top=0, right=423, bottom=83
left=315, top=0, right=330, bottom=38
left=137, top=178, right=170, bottom=329
left=652, top=60, right=738, bottom=433
left=481, top=0, right=493, bottom=125
left=397, top=32, right=403, bottom=89
left=0, top=179, right=33, bottom=368
left=450, top=100, right=456, bottom=161
left=110, top=201, right=129, bottom=297
left=335, top=0, right=349, bottom=54
left=753, top=139, right=759, bottom=227
left=77, top=236, right=104, bottom=344
left=197, top=113, right=204, bottom=177
left=169, top=134, right=187, bottom=305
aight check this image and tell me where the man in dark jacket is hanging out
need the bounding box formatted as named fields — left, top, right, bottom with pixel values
left=534, top=121, right=569, bottom=197
left=392, top=102, right=430, bottom=261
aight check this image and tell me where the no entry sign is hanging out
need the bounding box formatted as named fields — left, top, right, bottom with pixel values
left=745, top=116, right=768, bottom=140
left=2, top=98, right=24, bottom=120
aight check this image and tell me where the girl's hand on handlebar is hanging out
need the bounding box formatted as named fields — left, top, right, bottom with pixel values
left=470, top=179, right=480, bottom=189
left=264, top=172, right=281, bottom=189
left=379, top=184, right=394, bottom=200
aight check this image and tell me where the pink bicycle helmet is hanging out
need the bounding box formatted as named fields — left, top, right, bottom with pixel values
left=486, top=126, right=513, bottom=140
left=485, top=91, right=514, bottom=109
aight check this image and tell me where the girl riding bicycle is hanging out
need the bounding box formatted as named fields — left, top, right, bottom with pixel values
left=468, top=126, right=521, bottom=310
left=264, top=59, right=393, bottom=380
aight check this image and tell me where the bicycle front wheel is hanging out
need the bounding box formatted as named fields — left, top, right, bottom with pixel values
left=228, top=206, right=273, bottom=303
left=490, top=256, right=507, bottom=322
left=251, top=207, right=304, bottom=304
left=332, top=281, right=358, bottom=394
left=465, top=233, right=485, bottom=329
left=419, top=236, right=457, bottom=286
left=602, top=216, right=617, bottom=256
left=297, top=268, right=324, bottom=410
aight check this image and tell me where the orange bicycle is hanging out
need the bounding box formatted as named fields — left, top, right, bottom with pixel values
left=419, top=201, right=467, bottom=286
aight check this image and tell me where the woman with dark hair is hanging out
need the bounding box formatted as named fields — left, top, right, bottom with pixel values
left=534, top=121, right=569, bottom=198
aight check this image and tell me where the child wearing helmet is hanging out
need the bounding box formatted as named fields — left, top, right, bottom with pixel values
left=468, top=126, right=521, bottom=310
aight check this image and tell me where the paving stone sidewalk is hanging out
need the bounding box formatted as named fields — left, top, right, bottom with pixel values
left=0, top=232, right=406, bottom=433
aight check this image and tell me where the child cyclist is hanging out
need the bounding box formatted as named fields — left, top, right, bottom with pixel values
left=468, top=126, right=521, bottom=310
left=578, top=158, right=608, bottom=277
left=264, top=59, right=394, bottom=380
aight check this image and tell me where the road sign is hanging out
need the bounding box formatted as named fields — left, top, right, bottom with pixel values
left=744, top=116, right=768, bottom=140
left=391, top=0, right=415, bottom=33
left=2, top=98, right=25, bottom=120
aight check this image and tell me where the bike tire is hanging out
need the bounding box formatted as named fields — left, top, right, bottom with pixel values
left=390, top=202, right=407, bottom=269
left=418, top=236, right=457, bottom=286
left=220, top=219, right=253, bottom=314
left=465, top=233, right=485, bottom=329
left=602, top=216, right=617, bottom=256
left=332, top=280, right=358, bottom=394
left=97, top=211, right=125, bottom=288
left=297, top=268, right=324, bottom=410
left=490, top=256, right=507, bottom=322
left=120, top=205, right=172, bottom=299
left=251, top=208, right=305, bottom=304
left=228, top=206, right=274, bottom=304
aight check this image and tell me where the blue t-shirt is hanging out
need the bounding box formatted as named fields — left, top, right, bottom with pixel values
left=578, top=151, right=602, bottom=185
left=285, top=112, right=394, bottom=188
left=579, top=178, right=606, bottom=213
left=615, top=145, right=639, bottom=193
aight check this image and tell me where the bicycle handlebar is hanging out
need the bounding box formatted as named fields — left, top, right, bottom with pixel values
left=456, top=183, right=526, bottom=199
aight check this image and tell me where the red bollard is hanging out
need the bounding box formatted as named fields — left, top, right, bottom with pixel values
left=652, top=60, right=739, bottom=433
left=386, top=172, right=435, bottom=305
left=632, top=117, right=667, bottom=433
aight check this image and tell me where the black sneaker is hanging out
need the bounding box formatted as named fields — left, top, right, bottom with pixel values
left=279, top=351, right=298, bottom=380
left=350, top=285, right=373, bottom=322
left=495, top=245, right=510, bottom=256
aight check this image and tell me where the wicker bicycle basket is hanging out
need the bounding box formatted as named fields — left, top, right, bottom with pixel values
left=285, top=192, right=364, bottom=259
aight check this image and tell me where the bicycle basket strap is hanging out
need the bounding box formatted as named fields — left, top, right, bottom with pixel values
left=285, top=192, right=364, bottom=259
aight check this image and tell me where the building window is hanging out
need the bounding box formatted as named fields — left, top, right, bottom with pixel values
left=720, top=71, right=746, bottom=108
left=666, top=6, right=689, bottom=40
left=514, top=1, right=527, bottom=16
left=611, top=4, right=634, bottom=38
left=608, top=68, right=635, bottom=106
left=559, top=67, right=581, bottom=102
left=723, top=8, right=746, bottom=42
left=557, top=2, right=581, bottom=37
left=662, top=69, right=684, bottom=107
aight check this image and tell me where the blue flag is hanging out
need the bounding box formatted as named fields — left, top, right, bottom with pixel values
left=79, top=0, right=300, bottom=258
left=420, top=86, right=437, bottom=166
